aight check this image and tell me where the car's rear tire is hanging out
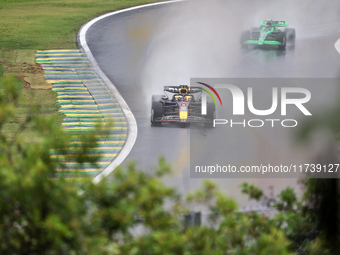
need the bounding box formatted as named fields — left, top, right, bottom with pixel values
left=285, top=28, right=296, bottom=44
left=277, top=32, right=287, bottom=50
left=151, top=95, right=164, bottom=125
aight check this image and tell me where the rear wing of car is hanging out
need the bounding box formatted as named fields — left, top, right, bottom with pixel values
left=261, top=20, right=288, bottom=27
left=164, top=86, right=202, bottom=93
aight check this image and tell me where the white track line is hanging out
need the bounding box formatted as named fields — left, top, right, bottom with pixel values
left=335, top=38, right=340, bottom=54
left=78, top=0, right=183, bottom=184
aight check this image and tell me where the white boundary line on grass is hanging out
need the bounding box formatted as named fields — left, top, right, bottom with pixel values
left=78, top=0, right=183, bottom=184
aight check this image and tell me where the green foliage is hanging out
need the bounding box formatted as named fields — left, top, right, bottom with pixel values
left=293, top=77, right=340, bottom=254
left=0, top=77, right=87, bottom=253
left=1, top=73, right=338, bottom=255
left=0, top=77, right=294, bottom=254
left=242, top=180, right=340, bottom=255
left=241, top=182, right=263, bottom=201
left=0, top=76, right=22, bottom=124
left=0, top=76, right=64, bottom=145
left=302, top=178, right=339, bottom=254
left=275, top=187, right=297, bottom=212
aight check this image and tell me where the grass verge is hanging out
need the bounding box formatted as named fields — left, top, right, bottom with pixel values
left=0, top=0, right=161, bottom=49
left=0, top=77, right=64, bottom=144
left=0, top=0, right=162, bottom=143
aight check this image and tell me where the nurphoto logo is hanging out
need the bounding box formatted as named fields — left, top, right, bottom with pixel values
left=199, top=82, right=311, bottom=128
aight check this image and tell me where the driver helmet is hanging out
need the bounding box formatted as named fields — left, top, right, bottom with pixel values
left=266, top=19, right=273, bottom=26
left=179, top=88, right=188, bottom=95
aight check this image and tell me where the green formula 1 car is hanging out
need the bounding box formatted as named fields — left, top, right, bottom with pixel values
left=240, top=19, right=296, bottom=50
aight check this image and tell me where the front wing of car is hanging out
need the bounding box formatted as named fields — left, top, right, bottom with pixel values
left=243, top=40, right=283, bottom=45
left=152, top=115, right=212, bottom=123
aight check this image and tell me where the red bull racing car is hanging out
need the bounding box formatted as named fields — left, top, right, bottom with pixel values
left=151, top=85, right=215, bottom=126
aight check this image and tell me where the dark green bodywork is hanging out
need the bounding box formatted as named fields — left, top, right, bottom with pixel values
left=243, top=20, right=288, bottom=46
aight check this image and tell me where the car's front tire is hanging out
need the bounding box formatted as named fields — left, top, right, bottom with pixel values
left=285, top=28, right=296, bottom=44
left=277, top=32, right=287, bottom=50
left=151, top=95, right=164, bottom=125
